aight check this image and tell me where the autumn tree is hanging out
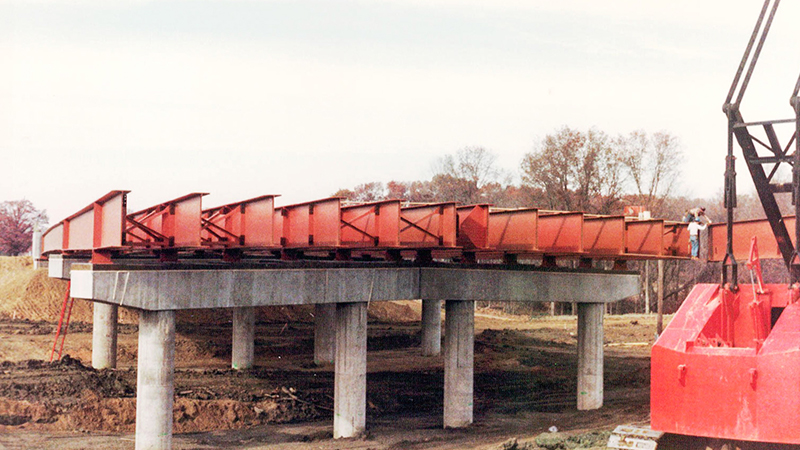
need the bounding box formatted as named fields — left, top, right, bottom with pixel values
left=0, top=199, right=48, bottom=256
left=617, top=130, right=683, bottom=215
left=520, top=127, right=625, bottom=213
left=431, top=146, right=507, bottom=204
left=333, top=182, right=386, bottom=202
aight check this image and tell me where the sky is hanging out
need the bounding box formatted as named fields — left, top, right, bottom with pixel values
left=2, top=0, right=800, bottom=224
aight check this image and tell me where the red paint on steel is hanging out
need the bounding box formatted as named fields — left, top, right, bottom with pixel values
left=400, top=203, right=457, bottom=247
left=275, top=197, right=342, bottom=248
left=487, top=208, right=538, bottom=252
left=49, top=280, right=71, bottom=362
left=625, top=219, right=664, bottom=256
left=708, top=217, right=798, bottom=262
left=457, top=205, right=489, bottom=250
left=202, top=195, right=276, bottom=248
left=127, top=193, right=205, bottom=248
left=57, top=296, right=75, bottom=361
left=652, top=283, right=800, bottom=444
left=748, top=237, right=766, bottom=292
left=42, top=191, right=698, bottom=261
left=583, top=215, right=625, bottom=256
left=537, top=211, right=583, bottom=253
left=41, top=190, right=129, bottom=254
left=663, top=221, right=690, bottom=257
left=341, top=200, right=401, bottom=247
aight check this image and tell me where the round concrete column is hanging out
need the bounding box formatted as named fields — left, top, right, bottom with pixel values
left=577, top=302, right=604, bottom=410
left=136, top=310, right=175, bottom=450
left=444, top=300, right=474, bottom=428
left=31, top=227, right=42, bottom=269
left=232, top=307, right=255, bottom=370
left=92, top=303, right=118, bottom=369
left=314, top=303, right=336, bottom=365
left=421, top=299, right=442, bottom=356
left=333, top=302, right=367, bottom=439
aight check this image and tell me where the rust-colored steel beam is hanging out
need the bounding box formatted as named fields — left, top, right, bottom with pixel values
left=341, top=200, right=401, bottom=248
left=583, top=215, right=625, bottom=256
left=457, top=205, right=490, bottom=250
left=43, top=191, right=698, bottom=263
left=537, top=211, right=584, bottom=254
left=202, top=195, right=277, bottom=248
left=126, top=193, right=206, bottom=249
left=487, top=208, right=538, bottom=252
left=274, top=197, right=342, bottom=248
left=400, top=203, right=458, bottom=248
left=42, top=190, right=129, bottom=256
left=663, top=222, right=690, bottom=257
left=625, top=219, right=665, bottom=257
left=708, top=216, right=797, bottom=262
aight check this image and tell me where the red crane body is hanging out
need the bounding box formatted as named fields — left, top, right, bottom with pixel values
left=648, top=0, right=800, bottom=446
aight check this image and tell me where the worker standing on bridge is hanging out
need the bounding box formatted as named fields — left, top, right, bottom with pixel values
left=688, top=220, right=708, bottom=259
left=683, top=206, right=711, bottom=224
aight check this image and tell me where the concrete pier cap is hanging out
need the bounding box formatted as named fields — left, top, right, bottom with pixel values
left=67, top=266, right=640, bottom=309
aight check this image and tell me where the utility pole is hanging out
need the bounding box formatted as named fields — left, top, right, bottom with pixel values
left=657, top=260, right=664, bottom=335
left=644, top=262, right=651, bottom=314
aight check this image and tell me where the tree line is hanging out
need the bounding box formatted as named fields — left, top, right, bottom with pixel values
left=335, top=126, right=683, bottom=218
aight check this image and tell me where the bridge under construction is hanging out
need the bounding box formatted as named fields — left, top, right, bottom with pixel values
left=41, top=190, right=698, bottom=450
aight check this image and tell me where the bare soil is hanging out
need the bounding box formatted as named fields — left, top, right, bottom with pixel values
left=0, top=311, right=657, bottom=450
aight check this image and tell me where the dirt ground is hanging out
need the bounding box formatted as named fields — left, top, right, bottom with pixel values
left=0, top=257, right=657, bottom=449
left=0, top=310, right=658, bottom=450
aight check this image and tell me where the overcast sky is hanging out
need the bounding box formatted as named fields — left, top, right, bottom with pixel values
left=3, top=1, right=800, bottom=224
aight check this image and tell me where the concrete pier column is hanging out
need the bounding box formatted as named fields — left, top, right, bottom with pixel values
left=577, top=302, right=604, bottom=410
left=232, top=307, right=255, bottom=370
left=31, top=227, right=42, bottom=269
left=421, top=299, right=442, bottom=356
left=333, top=302, right=367, bottom=439
left=92, top=303, right=118, bottom=369
left=443, top=300, right=474, bottom=428
left=136, top=310, right=175, bottom=450
left=314, top=303, right=336, bottom=365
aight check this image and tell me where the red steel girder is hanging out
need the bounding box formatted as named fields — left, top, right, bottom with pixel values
left=126, top=193, right=206, bottom=249
left=537, top=211, right=584, bottom=254
left=663, top=222, right=690, bottom=257
left=457, top=205, right=490, bottom=250
left=625, top=219, right=665, bottom=257
left=42, top=190, right=129, bottom=255
left=341, top=200, right=401, bottom=248
left=583, top=215, right=625, bottom=256
left=708, top=216, right=797, bottom=262
left=487, top=208, right=538, bottom=252
left=43, top=192, right=697, bottom=262
left=202, top=195, right=277, bottom=248
left=274, top=197, right=342, bottom=248
left=399, top=203, right=458, bottom=248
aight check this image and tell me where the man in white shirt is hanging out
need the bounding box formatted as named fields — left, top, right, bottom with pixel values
left=688, top=220, right=708, bottom=259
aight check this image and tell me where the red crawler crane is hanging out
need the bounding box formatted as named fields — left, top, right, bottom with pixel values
left=612, top=1, right=800, bottom=448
